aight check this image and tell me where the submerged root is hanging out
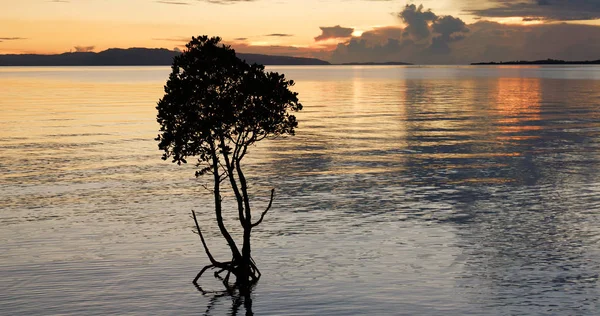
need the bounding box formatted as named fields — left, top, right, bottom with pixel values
left=191, top=210, right=261, bottom=293
left=192, top=258, right=261, bottom=293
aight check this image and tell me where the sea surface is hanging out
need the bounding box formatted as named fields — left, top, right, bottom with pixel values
left=1, top=65, right=600, bottom=315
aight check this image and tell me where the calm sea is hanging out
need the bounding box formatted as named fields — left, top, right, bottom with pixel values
left=1, top=65, right=600, bottom=315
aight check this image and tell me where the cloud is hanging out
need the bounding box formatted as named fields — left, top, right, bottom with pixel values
left=359, top=26, right=404, bottom=43
left=314, top=25, right=354, bottom=42
left=74, top=46, right=95, bottom=52
left=429, top=15, right=469, bottom=54
left=265, top=33, right=293, bottom=37
left=0, top=37, right=27, bottom=40
left=214, top=13, right=600, bottom=65
left=468, top=0, right=600, bottom=21
left=157, top=2, right=599, bottom=65
left=398, top=4, right=437, bottom=40
left=231, top=42, right=332, bottom=60
left=330, top=5, right=470, bottom=63
left=432, top=16, right=469, bottom=40
left=331, top=38, right=415, bottom=63
left=330, top=19, right=600, bottom=64
left=152, top=37, right=190, bottom=42
left=156, top=0, right=191, bottom=4
left=453, top=21, right=600, bottom=62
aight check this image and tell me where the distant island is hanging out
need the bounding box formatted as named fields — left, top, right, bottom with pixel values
left=340, top=61, right=412, bottom=66
left=472, top=58, right=600, bottom=65
left=0, top=48, right=330, bottom=66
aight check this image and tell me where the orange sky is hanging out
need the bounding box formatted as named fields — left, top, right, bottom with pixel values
left=1, top=0, right=599, bottom=60
left=1, top=0, right=403, bottom=54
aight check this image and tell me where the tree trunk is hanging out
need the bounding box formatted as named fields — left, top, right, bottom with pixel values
left=192, top=143, right=271, bottom=293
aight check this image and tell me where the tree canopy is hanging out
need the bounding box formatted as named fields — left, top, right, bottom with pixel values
left=157, top=36, right=301, bottom=170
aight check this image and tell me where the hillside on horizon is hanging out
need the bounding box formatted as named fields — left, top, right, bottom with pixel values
left=471, top=58, right=600, bottom=65
left=0, top=48, right=331, bottom=66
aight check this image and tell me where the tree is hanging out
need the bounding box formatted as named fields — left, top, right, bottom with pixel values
left=156, top=36, right=302, bottom=292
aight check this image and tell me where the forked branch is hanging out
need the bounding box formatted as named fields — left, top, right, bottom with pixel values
left=252, top=189, right=275, bottom=228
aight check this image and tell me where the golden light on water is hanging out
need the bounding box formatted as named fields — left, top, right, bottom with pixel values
left=493, top=75, right=542, bottom=135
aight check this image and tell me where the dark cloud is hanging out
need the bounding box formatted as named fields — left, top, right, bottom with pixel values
left=0, top=37, right=27, bottom=40
left=223, top=14, right=600, bottom=65
left=324, top=4, right=596, bottom=63
left=156, top=1, right=191, bottom=4
left=398, top=4, right=437, bottom=40
left=429, top=15, right=469, bottom=54
left=265, top=33, right=293, bottom=37
left=74, top=46, right=95, bottom=52
left=359, top=26, right=404, bottom=43
left=454, top=21, right=600, bottom=62
left=432, top=16, right=469, bottom=40
left=330, top=5, right=471, bottom=63
left=156, top=2, right=599, bottom=64
left=522, top=17, right=543, bottom=21
left=314, top=25, right=354, bottom=42
left=330, top=20, right=600, bottom=64
left=331, top=38, right=417, bottom=63
left=468, top=0, right=600, bottom=21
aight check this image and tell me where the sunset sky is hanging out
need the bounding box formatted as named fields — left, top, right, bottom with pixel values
left=2, top=0, right=600, bottom=63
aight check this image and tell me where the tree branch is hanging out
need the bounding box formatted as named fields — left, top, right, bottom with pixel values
left=238, top=132, right=251, bottom=161
left=218, top=171, right=228, bottom=183
left=200, top=183, right=214, bottom=194
left=232, top=131, right=244, bottom=159
left=220, top=136, right=246, bottom=226
left=235, top=155, right=253, bottom=226
left=210, top=142, right=242, bottom=260
left=252, top=189, right=275, bottom=228
left=218, top=160, right=228, bottom=175
left=191, top=210, right=219, bottom=265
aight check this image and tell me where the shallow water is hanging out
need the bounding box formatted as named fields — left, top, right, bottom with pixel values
left=1, top=65, right=600, bottom=315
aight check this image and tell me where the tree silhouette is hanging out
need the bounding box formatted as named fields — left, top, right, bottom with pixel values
left=156, top=36, right=301, bottom=292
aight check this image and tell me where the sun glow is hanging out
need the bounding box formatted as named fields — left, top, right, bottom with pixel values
left=495, top=17, right=544, bottom=25
left=248, top=41, right=271, bottom=46
left=352, top=30, right=364, bottom=37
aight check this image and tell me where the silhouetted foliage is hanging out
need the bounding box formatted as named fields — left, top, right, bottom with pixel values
left=156, top=35, right=301, bottom=292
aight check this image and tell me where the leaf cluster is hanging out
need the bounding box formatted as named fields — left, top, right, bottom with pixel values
left=156, top=36, right=302, bottom=170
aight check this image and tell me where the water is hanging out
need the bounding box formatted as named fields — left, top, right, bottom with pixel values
left=1, top=65, right=600, bottom=315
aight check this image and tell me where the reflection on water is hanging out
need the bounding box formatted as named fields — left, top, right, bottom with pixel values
left=493, top=77, right=542, bottom=135
left=199, top=290, right=253, bottom=316
left=1, top=66, right=600, bottom=315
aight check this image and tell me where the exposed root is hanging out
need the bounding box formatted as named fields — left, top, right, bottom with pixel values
left=194, top=264, right=216, bottom=284
left=192, top=259, right=261, bottom=291
left=191, top=210, right=261, bottom=293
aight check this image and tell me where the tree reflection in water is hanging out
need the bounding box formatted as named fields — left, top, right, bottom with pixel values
left=195, top=284, right=254, bottom=316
